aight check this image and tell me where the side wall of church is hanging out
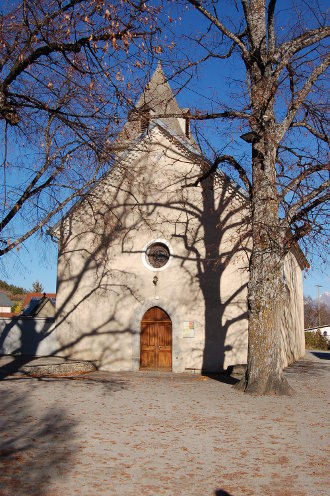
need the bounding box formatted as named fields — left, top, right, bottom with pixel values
left=280, top=251, right=305, bottom=368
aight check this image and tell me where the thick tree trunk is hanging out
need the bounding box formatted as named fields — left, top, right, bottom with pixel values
left=237, top=130, right=293, bottom=395
left=237, top=249, right=293, bottom=395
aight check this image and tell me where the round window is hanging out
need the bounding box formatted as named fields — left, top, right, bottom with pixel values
left=146, top=242, right=170, bottom=268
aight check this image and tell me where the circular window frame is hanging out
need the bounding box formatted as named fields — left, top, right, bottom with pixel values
left=142, top=238, right=173, bottom=272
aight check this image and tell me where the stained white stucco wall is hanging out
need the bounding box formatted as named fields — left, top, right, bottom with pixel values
left=280, top=250, right=305, bottom=367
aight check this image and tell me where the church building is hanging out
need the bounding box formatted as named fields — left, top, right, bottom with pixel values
left=53, top=63, right=306, bottom=372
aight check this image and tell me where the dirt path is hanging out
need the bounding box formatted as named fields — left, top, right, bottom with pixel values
left=0, top=353, right=329, bottom=496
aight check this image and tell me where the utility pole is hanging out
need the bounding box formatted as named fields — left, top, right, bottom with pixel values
left=316, top=285, right=323, bottom=328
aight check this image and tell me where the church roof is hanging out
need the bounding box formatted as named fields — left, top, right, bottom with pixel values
left=135, top=61, right=182, bottom=117
left=113, top=62, right=198, bottom=152
left=50, top=63, right=250, bottom=236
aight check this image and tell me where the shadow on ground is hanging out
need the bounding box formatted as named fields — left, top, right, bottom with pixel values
left=0, top=388, right=76, bottom=496
left=1, top=373, right=128, bottom=393
left=203, top=372, right=240, bottom=385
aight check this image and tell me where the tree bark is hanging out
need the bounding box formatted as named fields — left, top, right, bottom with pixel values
left=237, top=106, right=293, bottom=394
left=237, top=137, right=293, bottom=394
left=238, top=242, right=293, bottom=395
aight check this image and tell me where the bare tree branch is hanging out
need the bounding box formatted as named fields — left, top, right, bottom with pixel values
left=193, top=109, right=250, bottom=120
left=278, top=163, right=330, bottom=201
left=290, top=121, right=329, bottom=143
left=187, top=0, right=249, bottom=57
left=274, top=25, right=330, bottom=73
left=267, top=0, right=277, bottom=54
left=279, top=52, right=330, bottom=137
left=289, top=191, right=330, bottom=225
left=185, top=154, right=252, bottom=198
left=284, top=179, right=330, bottom=223
left=0, top=179, right=97, bottom=255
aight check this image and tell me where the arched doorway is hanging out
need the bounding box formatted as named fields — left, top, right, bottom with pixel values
left=140, top=307, right=172, bottom=371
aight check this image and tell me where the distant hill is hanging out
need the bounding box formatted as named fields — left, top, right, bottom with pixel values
left=0, top=279, right=27, bottom=296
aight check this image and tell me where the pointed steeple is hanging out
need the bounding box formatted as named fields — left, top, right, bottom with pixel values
left=113, top=62, right=198, bottom=155
left=135, top=61, right=181, bottom=117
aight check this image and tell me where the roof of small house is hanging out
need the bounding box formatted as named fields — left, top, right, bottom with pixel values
left=0, top=292, right=13, bottom=307
left=21, top=292, right=56, bottom=316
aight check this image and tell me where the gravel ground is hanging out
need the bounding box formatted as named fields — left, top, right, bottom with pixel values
left=0, top=352, right=329, bottom=496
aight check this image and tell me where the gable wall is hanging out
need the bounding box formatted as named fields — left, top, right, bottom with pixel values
left=55, top=127, right=251, bottom=372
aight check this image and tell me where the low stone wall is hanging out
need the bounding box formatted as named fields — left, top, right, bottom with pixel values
left=0, top=317, right=56, bottom=356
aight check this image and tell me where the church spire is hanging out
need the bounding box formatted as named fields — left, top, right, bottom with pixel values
left=113, top=62, right=198, bottom=154
left=135, top=61, right=181, bottom=117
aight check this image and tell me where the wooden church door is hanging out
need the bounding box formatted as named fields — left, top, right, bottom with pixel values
left=140, top=307, right=172, bottom=371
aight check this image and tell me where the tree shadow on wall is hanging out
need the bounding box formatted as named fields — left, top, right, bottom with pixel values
left=131, top=148, right=250, bottom=374
left=175, top=172, right=250, bottom=375
left=0, top=137, right=250, bottom=376
left=52, top=176, right=148, bottom=368
left=0, top=317, right=55, bottom=378
left=0, top=170, right=149, bottom=374
left=51, top=138, right=250, bottom=374
left=113, top=142, right=251, bottom=375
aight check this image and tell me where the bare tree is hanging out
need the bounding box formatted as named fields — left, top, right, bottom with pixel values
left=304, top=295, right=330, bottom=329
left=0, top=0, right=161, bottom=257
left=166, top=0, right=329, bottom=394
left=31, top=280, right=44, bottom=292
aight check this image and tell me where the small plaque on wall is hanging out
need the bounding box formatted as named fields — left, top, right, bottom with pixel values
left=183, top=321, right=195, bottom=338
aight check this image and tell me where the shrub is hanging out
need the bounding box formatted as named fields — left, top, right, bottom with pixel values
left=305, top=330, right=329, bottom=350
left=11, top=302, right=21, bottom=314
